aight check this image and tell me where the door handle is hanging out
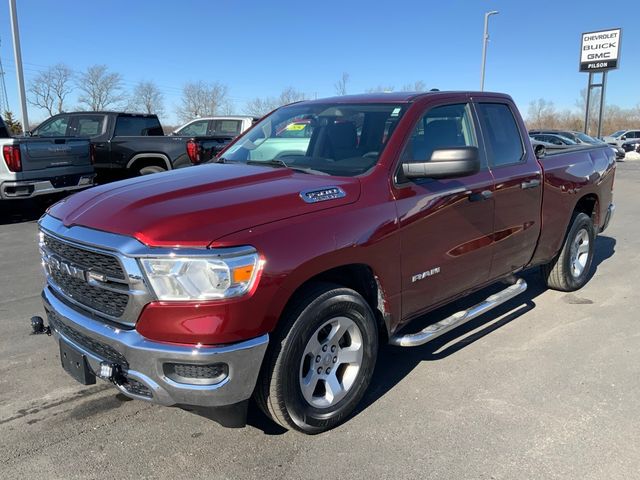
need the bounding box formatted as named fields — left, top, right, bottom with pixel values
left=521, top=179, right=541, bottom=190
left=468, top=190, right=493, bottom=202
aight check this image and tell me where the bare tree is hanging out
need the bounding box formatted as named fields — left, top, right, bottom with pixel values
left=76, top=65, right=127, bottom=111
left=526, top=98, right=558, bottom=129
left=128, top=81, right=165, bottom=116
left=176, top=81, right=230, bottom=122
left=28, top=63, right=74, bottom=116
left=244, top=87, right=306, bottom=117
left=334, top=72, right=350, bottom=96
left=401, top=80, right=427, bottom=92
left=366, top=85, right=395, bottom=93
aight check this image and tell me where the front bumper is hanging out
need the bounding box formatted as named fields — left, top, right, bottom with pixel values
left=600, top=203, right=615, bottom=233
left=42, top=286, right=268, bottom=407
left=0, top=174, right=95, bottom=199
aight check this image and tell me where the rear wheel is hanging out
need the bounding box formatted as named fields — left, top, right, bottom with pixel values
left=541, top=212, right=596, bottom=291
left=255, top=283, right=378, bottom=434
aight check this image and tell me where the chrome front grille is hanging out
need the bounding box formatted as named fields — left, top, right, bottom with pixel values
left=39, top=226, right=153, bottom=328
left=42, top=233, right=125, bottom=280
left=49, top=267, right=129, bottom=317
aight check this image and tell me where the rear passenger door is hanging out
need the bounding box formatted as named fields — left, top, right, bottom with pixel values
left=473, top=100, right=543, bottom=278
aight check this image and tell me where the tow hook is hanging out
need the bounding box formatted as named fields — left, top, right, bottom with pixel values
left=30, top=316, right=51, bottom=336
left=98, top=362, right=126, bottom=386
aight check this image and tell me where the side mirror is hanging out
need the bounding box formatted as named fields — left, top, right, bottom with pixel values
left=534, top=144, right=546, bottom=159
left=25, top=130, right=32, bottom=137
left=402, top=146, right=480, bottom=180
left=620, top=135, right=627, bottom=140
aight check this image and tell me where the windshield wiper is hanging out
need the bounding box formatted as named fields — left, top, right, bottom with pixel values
left=246, top=159, right=327, bottom=175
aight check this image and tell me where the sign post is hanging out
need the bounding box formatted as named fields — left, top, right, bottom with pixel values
left=580, top=28, right=621, bottom=137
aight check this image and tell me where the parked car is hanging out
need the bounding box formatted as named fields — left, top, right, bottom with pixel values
left=34, top=91, right=615, bottom=434
left=29, top=112, right=234, bottom=177
left=602, top=129, right=640, bottom=147
left=172, top=116, right=257, bottom=137
left=621, top=138, right=640, bottom=153
left=529, top=133, right=578, bottom=148
left=530, top=130, right=625, bottom=160
left=0, top=116, right=94, bottom=201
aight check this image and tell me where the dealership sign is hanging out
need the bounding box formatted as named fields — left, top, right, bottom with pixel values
left=580, top=28, right=621, bottom=72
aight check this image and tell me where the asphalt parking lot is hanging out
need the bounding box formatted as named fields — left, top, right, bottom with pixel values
left=1, top=160, right=639, bottom=480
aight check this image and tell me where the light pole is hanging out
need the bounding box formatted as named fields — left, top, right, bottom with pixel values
left=480, top=10, right=499, bottom=91
left=8, top=0, right=29, bottom=134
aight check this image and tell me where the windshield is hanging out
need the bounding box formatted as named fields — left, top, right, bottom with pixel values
left=610, top=130, right=625, bottom=137
left=221, top=103, right=406, bottom=177
left=575, top=132, right=599, bottom=144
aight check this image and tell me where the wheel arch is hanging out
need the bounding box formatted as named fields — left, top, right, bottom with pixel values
left=126, top=153, right=172, bottom=172
left=276, top=263, right=391, bottom=343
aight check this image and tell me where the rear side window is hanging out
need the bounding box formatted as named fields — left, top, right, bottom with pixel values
left=213, top=120, right=242, bottom=135
left=74, top=115, right=104, bottom=137
left=402, top=103, right=477, bottom=164
left=114, top=116, right=163, bottom=136
left=476, top=103, right=524, bottom=167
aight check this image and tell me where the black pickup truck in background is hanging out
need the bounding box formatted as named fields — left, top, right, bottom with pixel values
left=29, top=112, right=235, bottom=178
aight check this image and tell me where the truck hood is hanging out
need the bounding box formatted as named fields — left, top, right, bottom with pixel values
left=48, top=163, right=361, bottom=247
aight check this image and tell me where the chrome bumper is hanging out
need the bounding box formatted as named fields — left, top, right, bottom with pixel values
left=42, top=286, right=268, bottom=407
left=0, top=174, right=95, bottom=199
left=600, top=203, right=615, bottom=233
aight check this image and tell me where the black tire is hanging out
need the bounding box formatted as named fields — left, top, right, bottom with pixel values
left=138, top=165, right=166, bottom=175
left=255, top=282, right=378, bottom=434
left=541, top=212, right=596, bottom=291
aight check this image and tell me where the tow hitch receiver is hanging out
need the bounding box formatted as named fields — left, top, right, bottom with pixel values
left=30, top=316, right=51, bottom=336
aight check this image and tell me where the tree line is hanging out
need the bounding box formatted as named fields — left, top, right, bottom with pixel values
left=12, top=62, right=638, bottom=136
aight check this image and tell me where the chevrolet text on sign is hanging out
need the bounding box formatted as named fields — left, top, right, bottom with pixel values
left=580, top=28, right=621, bottom=72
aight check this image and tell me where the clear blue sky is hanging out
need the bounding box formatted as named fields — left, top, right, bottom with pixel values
left=0, top=0, right=638, bottom=125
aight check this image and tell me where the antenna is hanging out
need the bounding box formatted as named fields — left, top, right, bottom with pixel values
left=0, top=37, right=11, bottom=114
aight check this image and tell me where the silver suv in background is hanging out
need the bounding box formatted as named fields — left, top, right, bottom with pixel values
left=602, top=129, right=640, bottom=147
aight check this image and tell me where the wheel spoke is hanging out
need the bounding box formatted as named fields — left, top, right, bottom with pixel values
left=338, top=346, right=362, bottom=365
left=300, top=372, right=318, bottom=400
left=325, top=320, right=347, bottom=344
left=324, top=374, right=343, bottom=403
left=578, top=242, right=589, bottom=255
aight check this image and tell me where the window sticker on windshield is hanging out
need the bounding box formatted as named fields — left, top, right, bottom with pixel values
left=286, top=123, right=306, bottom=131
left=391, top=107, right=401, bottom=117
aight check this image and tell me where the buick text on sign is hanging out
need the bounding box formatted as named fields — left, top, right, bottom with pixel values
left=580, top=28, right=621, bottom=72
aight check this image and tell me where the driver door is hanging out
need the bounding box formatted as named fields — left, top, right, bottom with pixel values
left=393, top=101, right=495, bottom=319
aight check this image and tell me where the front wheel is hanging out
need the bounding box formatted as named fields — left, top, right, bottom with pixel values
left=541, top=212, right=596, bottom=291
left=255, top=283, right=378, bottom=434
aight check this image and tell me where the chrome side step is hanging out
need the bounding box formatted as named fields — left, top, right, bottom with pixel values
left=389, top=278, right=527, bottom=347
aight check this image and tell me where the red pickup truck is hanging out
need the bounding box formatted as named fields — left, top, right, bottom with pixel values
left=35, top=92, right=615, bottom=434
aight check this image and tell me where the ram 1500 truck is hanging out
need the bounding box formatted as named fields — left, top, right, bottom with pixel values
left=0, top=117, right=94, bottom=200
left=34, top=92, right=615, bottom=434
left=29, top=112, right=233, bottom=178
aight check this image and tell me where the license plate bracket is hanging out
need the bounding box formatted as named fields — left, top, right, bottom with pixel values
left=59, top=340, right=96, bottom=385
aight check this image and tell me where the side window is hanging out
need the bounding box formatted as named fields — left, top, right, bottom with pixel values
left=114, top=116, right=163, bottom=136
left=178, top=120, right=209, bottom=136
left=73, top=116, right=104, bottom=137
left=213, top=120, right=242, bottom=135
left=402, top=103, right=477, bottom=164
left=35, top=116, right=70, bottom=137
left=476, top=103, right=525, bottom=167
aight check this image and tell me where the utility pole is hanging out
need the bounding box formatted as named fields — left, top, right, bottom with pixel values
left=480, top=10, right=499, bottom=91
left=8, top=0, right=29, bottom=134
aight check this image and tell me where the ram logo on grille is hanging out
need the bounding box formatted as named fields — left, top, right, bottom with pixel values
left=300, top=186, right=346, bottom=203
left=43, top=251, right=87, bottom=281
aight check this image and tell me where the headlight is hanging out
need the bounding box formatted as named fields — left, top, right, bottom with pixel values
left=140, top=250, right=262, bottom=301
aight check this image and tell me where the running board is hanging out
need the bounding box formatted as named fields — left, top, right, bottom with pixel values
left=389, top=278, right=527, bottom=347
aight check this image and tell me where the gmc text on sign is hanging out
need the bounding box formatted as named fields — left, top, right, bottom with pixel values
left=580, top=28, right=622, bottom=72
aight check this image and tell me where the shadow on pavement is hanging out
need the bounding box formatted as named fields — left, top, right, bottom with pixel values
left=0, top=195, right=63, bottom=225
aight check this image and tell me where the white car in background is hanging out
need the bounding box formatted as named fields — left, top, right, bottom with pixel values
left=602, top=129, right=640, bottom=147
left=172, top=116, right=258, bottom=137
